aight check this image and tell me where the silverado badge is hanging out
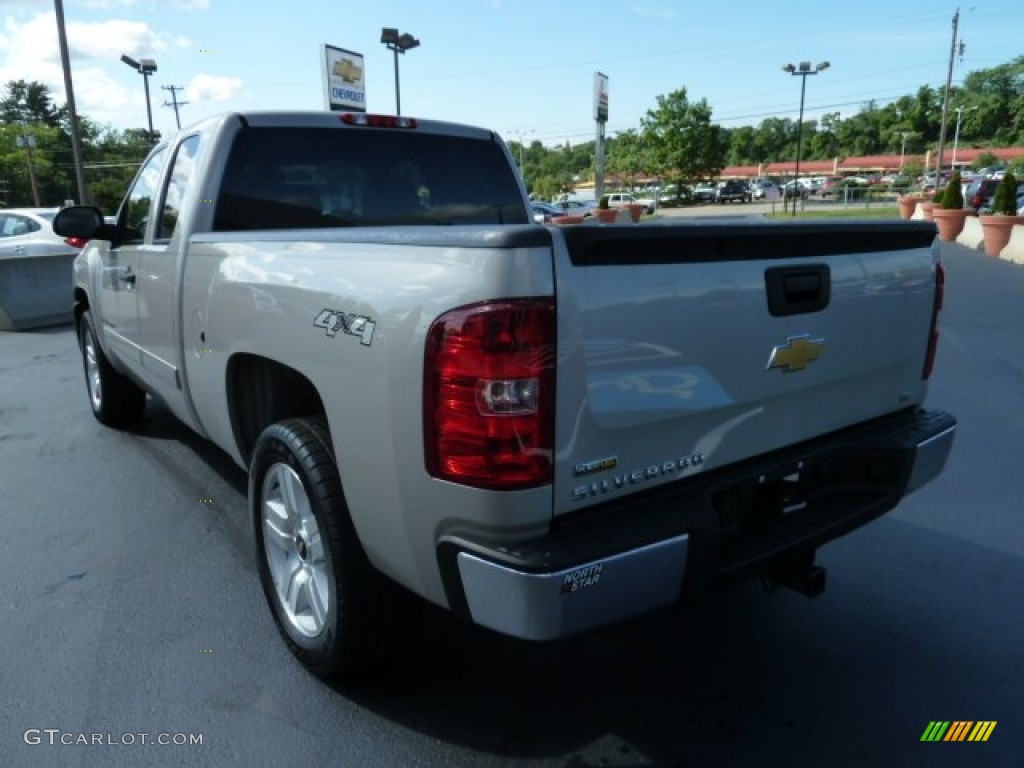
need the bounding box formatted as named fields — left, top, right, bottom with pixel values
left=767, top=335, right=825, bottom=373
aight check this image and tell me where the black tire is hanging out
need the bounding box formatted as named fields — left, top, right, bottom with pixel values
left=250, top=417, right=405, bottom=679
left=79, top=310, right=146, bottom=428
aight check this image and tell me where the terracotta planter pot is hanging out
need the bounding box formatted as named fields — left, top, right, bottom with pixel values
left=897, top=195, right=927, bottom=220
left=625, top=203, right=646, bottom=223
left=551, top=214, right=584, bottom=225
left=931, top=208, right=970, bottom=242
left=979, top=215, right=1024, bottom=256
left=594, top=208, right=618, bottom=223
left=919, top=201, right=936, bottom=221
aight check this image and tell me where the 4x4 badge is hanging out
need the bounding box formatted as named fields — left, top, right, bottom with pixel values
left=767, top=335, right=824, bottom=373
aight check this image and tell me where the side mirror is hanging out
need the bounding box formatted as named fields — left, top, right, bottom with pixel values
left=53, top=206, right=108, bottom=239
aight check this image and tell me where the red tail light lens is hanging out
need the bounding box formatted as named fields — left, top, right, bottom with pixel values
left=922, top=261, right=945, bottom=379
left=424, top=299, right=555, bottom=490
left=339, top=113, right=418, bottom=129
left=65, top=236, right=88, bottom=249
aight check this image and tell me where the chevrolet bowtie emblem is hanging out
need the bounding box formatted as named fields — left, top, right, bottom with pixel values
left=767, top=335, right=825, bottom=372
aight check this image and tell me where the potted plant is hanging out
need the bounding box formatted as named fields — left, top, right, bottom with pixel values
left=551, top=214, right=585, bottom=225
left=919, top=187, right=942, bottom=221
left=979, top=171, right=1024, bottom=256
left=897, top=190, right=929, bottom=220
left=931, top=171, right=971, bottom=241
left=625, top=202, right=647, bottom=223
left=594, top=195, right=618, bottom=223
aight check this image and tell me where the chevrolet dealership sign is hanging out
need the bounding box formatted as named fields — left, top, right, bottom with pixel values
left=323, top=44, right=365, bottom=112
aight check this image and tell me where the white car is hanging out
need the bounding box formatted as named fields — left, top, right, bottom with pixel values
left=0, top=208, right=82, bottom=259
left=750, top=179, right=781, bottom=201
left=603, top=192, right=657, bottom=214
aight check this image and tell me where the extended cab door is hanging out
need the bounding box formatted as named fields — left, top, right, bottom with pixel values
left=136, top=134, right=201, bottom=397
left=98, top=146, right=168, bottom=369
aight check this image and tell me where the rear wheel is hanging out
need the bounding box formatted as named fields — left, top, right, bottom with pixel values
left=79, top=310, right=146, bottom=427
left=251, top=417, right=405, bottom=678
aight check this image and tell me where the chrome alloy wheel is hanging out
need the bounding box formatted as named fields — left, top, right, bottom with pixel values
left=83, top=330, right=103, bottom=412
left=261, top=462, right=330, bottom=638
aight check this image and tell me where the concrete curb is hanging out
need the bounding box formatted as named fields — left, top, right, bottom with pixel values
left=1003, top=224, right=1024, bottom=265
left=0, top=252, right=76, bottom=331
left=956, top=216, right=985, bottom=251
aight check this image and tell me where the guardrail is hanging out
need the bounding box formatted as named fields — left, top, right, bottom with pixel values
left=0, top=252, right=75, bottom=331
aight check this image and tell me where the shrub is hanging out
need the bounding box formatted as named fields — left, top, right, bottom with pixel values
left=991, top=172, right=1019, bottom=216
left=940, top=171, right=964, bottom=209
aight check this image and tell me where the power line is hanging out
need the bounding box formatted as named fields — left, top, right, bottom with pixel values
left=161, top=85, right=188, bottom=130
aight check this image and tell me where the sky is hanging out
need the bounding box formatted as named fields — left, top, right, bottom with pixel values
left=0, top=0, right=1020, bottom=149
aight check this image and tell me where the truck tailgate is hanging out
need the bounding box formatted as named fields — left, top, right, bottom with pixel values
left=552, top=220, right=938, bottom=516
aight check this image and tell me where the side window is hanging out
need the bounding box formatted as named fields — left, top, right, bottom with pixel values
left=121, top=147, right=168, bottom=243
left=0, top=214, right=39, bottom=236
left=157, top=135, right=201, bottom=240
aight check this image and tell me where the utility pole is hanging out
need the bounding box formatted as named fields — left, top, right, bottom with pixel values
left=54, top=0, right=89, bottom=204
left=934, top=8, right=961, bottom=183
left=162, top=85, right=188, bottom=130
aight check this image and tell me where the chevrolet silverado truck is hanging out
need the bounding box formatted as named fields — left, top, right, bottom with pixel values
left=55, top=110, right=955, bottom=679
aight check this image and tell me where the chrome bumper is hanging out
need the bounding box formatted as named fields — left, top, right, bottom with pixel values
left=456, top=535, right=687, bottom=641
left=906, top=423, right=956, bottom=494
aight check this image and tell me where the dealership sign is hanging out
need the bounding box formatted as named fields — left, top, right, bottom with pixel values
left=323, top=44, right=365, bottom=112
left=594, top=72, right=608, bottom=123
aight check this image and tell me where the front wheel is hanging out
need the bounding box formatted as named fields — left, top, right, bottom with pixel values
left=79, top=310, right=146, bottom=427
left=251, top=417, right=405, bottom=679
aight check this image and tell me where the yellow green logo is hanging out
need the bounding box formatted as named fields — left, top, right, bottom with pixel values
left=921, top=721, right=996, bottom=742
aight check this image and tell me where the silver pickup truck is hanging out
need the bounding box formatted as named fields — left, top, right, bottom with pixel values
left=55, top=110, right=955, bottom=679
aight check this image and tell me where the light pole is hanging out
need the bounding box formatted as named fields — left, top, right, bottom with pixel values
left=900, top=131, right=910, bottom=170
left=782, top=60, right=829, bottom=216
left=512, top=129, right=534, bottom=180
left=951, top=106, right=976, bottom=169
left=120, top=54, right=158, bottom=140
left=15, top=134, right=40, bottom=206
left=380, top=28, right=419, bottom=116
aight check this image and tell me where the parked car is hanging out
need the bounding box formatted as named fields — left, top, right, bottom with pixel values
left=976, top=183, right=1024, bottom=214
left=819, top=176, right=845, bottom=198
left=603, top=191, right=657, bottom=214
left=531, top=202, right=564, bottom=224
left=782, top=180, right=809, bottom=200
left=556, top=199, right=596, bottom=216
left=0, top=208, right=83, bottom=258
left=965, top=179, right=1001, bottom=211
left=715, top=180, right=751, bottom=204
left=750, top=179, right=781, bottom=201
left=692, top=182, right=717, bottom=203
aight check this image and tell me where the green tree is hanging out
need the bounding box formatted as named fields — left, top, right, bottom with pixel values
left=606, top=129, right=649, bottom=190
left=641, top=88, right=726, bottom=185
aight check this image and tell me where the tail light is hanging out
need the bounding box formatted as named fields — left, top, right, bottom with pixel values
left=339, top=113, right=418, bottom=129
left=922, top=261, right=945, bottom=379
left=424, top=299, right=555, bottom=490
left=65, top=236, right=88, bottom=249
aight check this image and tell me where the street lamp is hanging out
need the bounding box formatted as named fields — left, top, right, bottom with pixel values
left=121, top=54, right=158, bottom=140
left=380, top=27, right=419, bottom=116
left=951, top=106, right=976, bottom=169
left=900, top=131, right=911, bottom=170
left=782, top=60, right=829, bottom=216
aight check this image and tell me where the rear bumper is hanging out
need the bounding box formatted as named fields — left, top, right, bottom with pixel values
left=438, top=408, right=955, bottom=641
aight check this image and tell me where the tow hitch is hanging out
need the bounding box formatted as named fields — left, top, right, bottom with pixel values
left=761, top=551, right=826, bottom=598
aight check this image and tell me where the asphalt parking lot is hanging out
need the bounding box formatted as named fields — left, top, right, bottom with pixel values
left=1, top=239, right=1022, bottom=767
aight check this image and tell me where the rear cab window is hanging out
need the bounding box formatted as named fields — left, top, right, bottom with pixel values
left=213, top=127, right=529, bottom=231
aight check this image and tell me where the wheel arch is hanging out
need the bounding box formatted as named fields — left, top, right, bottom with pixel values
left=226, top=353, right=328, bottom=466
left=73, top=286, right=89, bottom=340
